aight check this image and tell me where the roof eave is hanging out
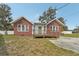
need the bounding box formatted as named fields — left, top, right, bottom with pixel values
left=13, top=17, right=33, bottom=25
left=47, top=18, right=65, bottom=26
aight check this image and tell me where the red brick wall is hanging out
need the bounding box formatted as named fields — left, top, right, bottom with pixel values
left=47, top=20, right=62, bottom=37
left=13, top=19, right=32, bottom=36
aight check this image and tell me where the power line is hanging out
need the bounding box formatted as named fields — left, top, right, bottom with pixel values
left=57, top=3, right=79, bottom=18
left=54, top=3, right=70, bottom=15
left=56, top=3, right=79, bottom=17
left=54, top=4, right=70, bottom=23
left=56, top=3, right=70, bottom=10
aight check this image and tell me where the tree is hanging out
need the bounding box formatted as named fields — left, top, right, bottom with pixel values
left=58, top=17, right=68, bottom=31
left=0, top=4, right=13, bottom=35
left=63, top=26, right=68, bottom=31
left=39, top=7, right=56, bottom=23
left=39, top=7, right=68, bottom=31
left=47, top=7, right=56, bottom=19
left=58, top=17, right=65, bottom=24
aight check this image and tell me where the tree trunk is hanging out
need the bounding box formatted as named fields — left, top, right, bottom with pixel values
left=3, top=17, right=8, bottom=35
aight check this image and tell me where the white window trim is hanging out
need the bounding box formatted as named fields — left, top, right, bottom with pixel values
left=21, top=25, right=26, bottom=32
left=26, top=25, right=29, bottom=32
left=20, top=24, right=22, bottom=32
left=52, top=25, right=57, bottom=32
left=17, top=24, right=29, bottom=32
left=17, top=24, right=21, bottom=32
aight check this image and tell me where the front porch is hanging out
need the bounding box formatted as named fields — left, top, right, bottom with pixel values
left=33, top=32, right=59, bottom=38
left=33, top=23, right=59, bottom=38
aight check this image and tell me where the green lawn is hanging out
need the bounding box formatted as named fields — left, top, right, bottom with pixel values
left=0, top=35, right=79, bottom=56
left=63, top=33, right=79, bottom=38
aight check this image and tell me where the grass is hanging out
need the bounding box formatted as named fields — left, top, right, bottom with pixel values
left=0, top=35, right=79, bottom=56
left=63, top=33, right=79, bottom=38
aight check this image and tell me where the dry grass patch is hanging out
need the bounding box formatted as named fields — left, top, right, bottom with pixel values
left=0, top=35, right=79, bottom=56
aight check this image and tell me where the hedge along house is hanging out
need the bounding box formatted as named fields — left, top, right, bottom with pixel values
left=33, top=19, right=64, bottom=38
left=13, top=17, right=32, bottom=36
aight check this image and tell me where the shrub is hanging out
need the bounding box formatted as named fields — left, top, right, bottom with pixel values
left=0, top=34, right=4, bottom=46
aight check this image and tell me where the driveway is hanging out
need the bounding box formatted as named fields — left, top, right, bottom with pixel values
left=49, top=37, right=79, bottom=53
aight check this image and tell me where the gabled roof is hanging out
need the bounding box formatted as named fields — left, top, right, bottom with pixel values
left=47, top=18, right=65, bottom=26
left=13, top=17, right=33, bottom=25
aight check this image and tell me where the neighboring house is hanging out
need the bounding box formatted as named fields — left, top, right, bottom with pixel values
left=61, top=31, right=72, bottom=34
left=13, top=17, right=32, bottom=36
left=33, top=19, right=64, bottom=38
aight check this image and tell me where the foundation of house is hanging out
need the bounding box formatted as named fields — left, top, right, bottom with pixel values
left=33, top=34, right=59, bottom=38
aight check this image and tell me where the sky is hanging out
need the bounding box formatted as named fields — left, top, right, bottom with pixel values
left=7, top=3, right=79, bottom=30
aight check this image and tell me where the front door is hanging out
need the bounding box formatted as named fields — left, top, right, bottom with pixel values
left=38, top=26, right=42, bottom=34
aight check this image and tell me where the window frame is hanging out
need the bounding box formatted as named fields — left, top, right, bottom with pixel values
left=52, top=25, right=57, bottom=32
left=17, top=24, right=21, bottom=32
left=26, top=25, right=29, bottom=32
left=17, top=24, right=29, bottom=32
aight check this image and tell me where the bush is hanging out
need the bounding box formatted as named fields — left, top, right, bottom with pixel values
left=0, top=34, right=3, bottom=40
left=0, top=34, right=4, bottom=46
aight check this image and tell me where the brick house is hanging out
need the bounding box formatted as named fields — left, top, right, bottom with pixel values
left=13, top=17, right=64, bottom=37
left=13, top=17, right=32, bottom=36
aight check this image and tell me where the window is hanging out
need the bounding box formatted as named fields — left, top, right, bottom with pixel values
left=17, top=24, right=29, bottom=32
left=26, top=25, right=29, bottom=32
left=52, top=26, right=57, bottom=32
left=17, top=24, right=21, bottom=32
left=22, top=25, right=25, bottom=32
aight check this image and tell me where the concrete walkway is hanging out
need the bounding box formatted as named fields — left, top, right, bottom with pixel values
left=49, top=37, right=79, bottom=53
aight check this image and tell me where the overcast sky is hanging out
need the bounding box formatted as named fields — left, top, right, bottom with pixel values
left=7, top=3, right=79, bottom=30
